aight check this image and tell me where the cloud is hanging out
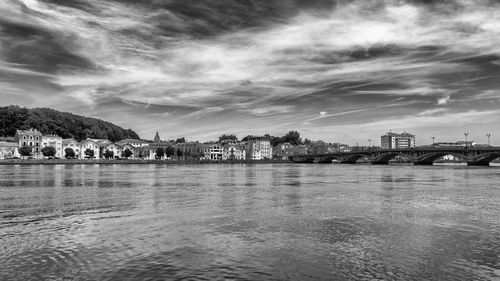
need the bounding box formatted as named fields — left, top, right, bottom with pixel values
left=437, top=95, right=451, bottom=105
left=1, top=0, right=500, bottom=142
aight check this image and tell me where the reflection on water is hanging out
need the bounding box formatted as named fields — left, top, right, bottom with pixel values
left=0, top=164, right=499, bottom=280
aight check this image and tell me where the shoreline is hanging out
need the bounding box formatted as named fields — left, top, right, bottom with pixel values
left=0, top=159, right=293, bottom=165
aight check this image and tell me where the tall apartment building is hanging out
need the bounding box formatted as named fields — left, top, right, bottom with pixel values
left=246, top=137, right=272, bottom=160
left=381, top=132, right=416, bottom=149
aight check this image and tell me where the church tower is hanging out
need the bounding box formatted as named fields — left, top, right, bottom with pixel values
left=154, top=131, right=161, bottom=143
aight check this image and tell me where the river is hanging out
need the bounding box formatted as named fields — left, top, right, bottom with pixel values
left=0, top=164, right=499, bottom=280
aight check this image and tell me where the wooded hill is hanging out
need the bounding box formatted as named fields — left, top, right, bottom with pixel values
left=0, top=106, right=140, bottom=142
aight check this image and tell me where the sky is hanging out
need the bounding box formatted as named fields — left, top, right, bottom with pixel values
left=1, top=0, right=500, bottom=145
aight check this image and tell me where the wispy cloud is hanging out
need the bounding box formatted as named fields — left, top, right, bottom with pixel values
left=1, top=0, right=500, bottom=142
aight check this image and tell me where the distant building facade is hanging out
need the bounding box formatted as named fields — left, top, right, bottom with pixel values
left=177, top=142, right=204, bottom=158
left=14, top=129, right=43, bottom=158
left=80, top=139, right=100, bottom=159
left=222, top=142, right=246, bottom=160
left=204, top=144, right=224, bottom=161
left=273, top=143, right=293, bottom=160
left=246, top=137, right=272, bottom=160
left=381, top=132, right=415, bottom=149
left=42, top=135, right=63, bottom=158
left=0, top=142, right=19, bottom=159
left=62, top=139, right=81, bottom=158
left=433, top=141, right=476, bottom=147
left=116, top=139, right=149, bottom=148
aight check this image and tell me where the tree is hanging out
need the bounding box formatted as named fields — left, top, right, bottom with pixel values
left=84, top=148, right=94, bottom=159
left=283, top=131, right=302, bottom=145
left=122, top=148, right=133, bottom=159
left=103, top=149, right=114, bottom=159
left=64, top=147, right=75, bottom=159
left=41, top=146, right=57, bottom=158
left=241, top=135, right=255, bottom=142
left=0, top=105, right=140, bottom=141
left=176, top=148, right=183, bottom=158
left=175, top=137, right=186, bottom=143
left=166, top=146, right=176, bottom=158
left=18, top=146, right=32, bottom=158
left=155, top=148, right=165, bottom=159
left=218, top=134, right=238, bottom=142
left=303, top=138, right=312, bottom=146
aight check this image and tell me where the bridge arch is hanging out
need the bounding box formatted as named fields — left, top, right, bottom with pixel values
left=372, top=152, right=414, bottom=164
left=317, top=155, right=342, bottom=163
left=468, top=152, right=500, bottom=166
left=415, top=152, right=468, bottom=165
left=341, top=154, right=369, bottom=164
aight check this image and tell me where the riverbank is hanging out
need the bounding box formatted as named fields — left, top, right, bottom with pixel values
left=0, top=159, right=292, bottom=165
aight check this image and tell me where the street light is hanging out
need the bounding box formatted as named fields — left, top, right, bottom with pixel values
left=487, top=133, right=491, bottom=147
left=431, top=136, right=435, bottom=146
left=464, top=133, right=469, bottom=148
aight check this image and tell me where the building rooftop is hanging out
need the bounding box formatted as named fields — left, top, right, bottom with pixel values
left=16, top=129, right=42, bottom=136
left=116, top=138, right=149, bottom=144
left=43, top=134, right=62, bottom=139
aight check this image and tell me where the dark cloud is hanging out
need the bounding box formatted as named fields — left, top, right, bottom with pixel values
left=1, top=0, right=500, bottom=143
left=0, top=20, right=95, bottom=74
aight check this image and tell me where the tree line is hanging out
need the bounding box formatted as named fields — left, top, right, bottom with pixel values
left=217, top=131, right=304, bottom=146
left=1, top=105, right=140, bottom=142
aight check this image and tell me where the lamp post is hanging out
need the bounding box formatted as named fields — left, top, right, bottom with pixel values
left=487, top=133, right=491, bottom=147
left=464, top=133, right=469, bottom=148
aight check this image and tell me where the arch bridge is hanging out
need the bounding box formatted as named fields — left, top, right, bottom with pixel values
left=290, top=147, right=500, bottom=166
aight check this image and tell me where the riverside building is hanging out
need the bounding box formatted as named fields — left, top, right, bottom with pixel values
left=0, top=142, right=19, bottom=159
left=42, top=135, right=63, bottom=158
left=381, top=132, right=416, bottom=149
left=14, top=129, right=43, bottom=158
left=246, top=137, right=272, bottom=160
left=62, top=139, right=81, bottom=158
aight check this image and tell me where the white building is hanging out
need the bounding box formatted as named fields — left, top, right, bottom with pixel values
left=0, top=142, right=19, bottom=159
left=80, top=139, right=100, bottom=159
left=381, top=132, right=416, bottom=149
left=222, top=143, right=246, bottom=160
left=62, top=139, right=81, bottom=158
left=204, top=144, right=224, bottom=161
left=104, top=143, right=122, bottom=159
left=42, top=135, right=63, bottom=158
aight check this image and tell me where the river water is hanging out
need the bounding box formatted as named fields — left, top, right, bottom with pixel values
left=0, top=164, right=499, bottom=281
